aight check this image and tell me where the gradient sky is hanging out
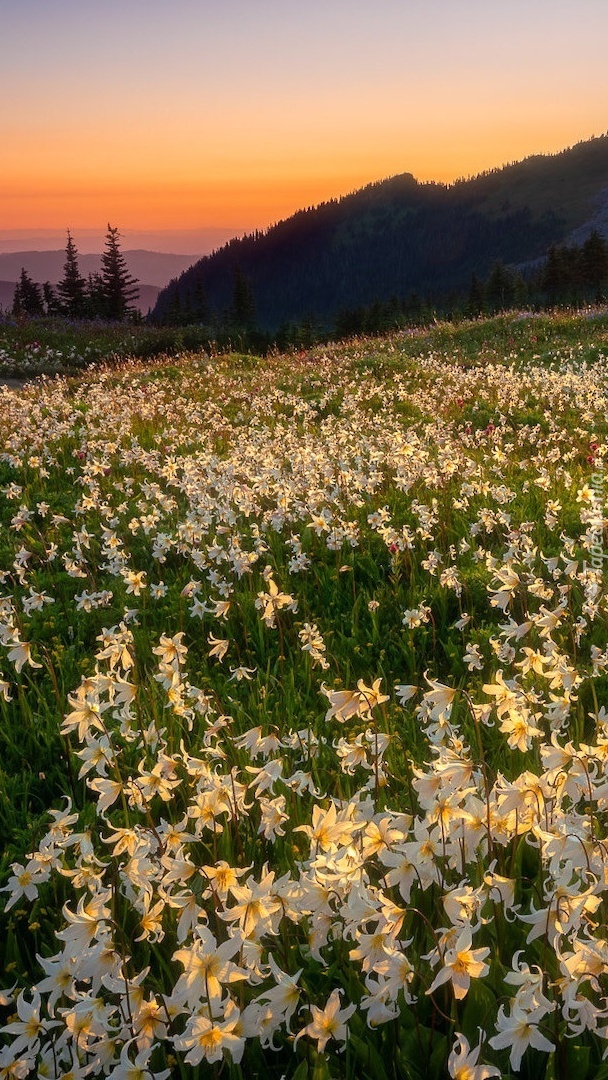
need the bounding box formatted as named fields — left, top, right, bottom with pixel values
left=2, top=0, right=607, bottom=251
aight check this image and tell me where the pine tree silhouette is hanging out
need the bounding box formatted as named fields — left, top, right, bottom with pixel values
left=13, top=268, right=44, bottom=317
left=100, top=225, right=139, bottom=320
left=56, top=231, right=87, bottom=318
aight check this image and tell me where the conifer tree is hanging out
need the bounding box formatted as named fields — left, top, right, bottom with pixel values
left=512, top=271, right=529, bottom=309
left=231, top=266, right=256, bottom=330
left=43, top=281, right=60, bottom=317
left=56, top=230, right=87, bottom=318
left=193, top=278, right=209, bottom=323
left=13, top=268, right=44, bottom=317
left=542, top=245, right=568, bottom=305
left=100, top=224, right=139, bottom=320
left=85, top=272, right=106, bottom=319
left=581, top=230, right=608, bottom=299
left=466, top=272, right=484, bottom=317
left=485, top=261, right=513, bottom=312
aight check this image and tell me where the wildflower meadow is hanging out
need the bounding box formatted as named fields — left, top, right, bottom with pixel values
left=0, top=311, right=608, bottom=1078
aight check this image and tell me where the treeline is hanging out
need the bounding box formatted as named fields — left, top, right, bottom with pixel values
left=157, top=213, right=608, bottom=340
left=151, top=230, right=608, bottom=349
left=11, top=226, right=139, bottom=321
left=537, top=231, right=608, bottom=305
left=339, top=230, right=608, bottom=335
left=458, top=230, right=608, bottom=318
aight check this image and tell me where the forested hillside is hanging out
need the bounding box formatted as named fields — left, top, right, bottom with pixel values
left=153, top=134, right=608, bottom=332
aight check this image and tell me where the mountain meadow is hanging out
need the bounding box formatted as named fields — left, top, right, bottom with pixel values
left=0, top=307, right=607, bottom=1078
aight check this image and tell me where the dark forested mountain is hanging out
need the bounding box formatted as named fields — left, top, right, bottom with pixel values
left=153, top=134, right=608, bottom=332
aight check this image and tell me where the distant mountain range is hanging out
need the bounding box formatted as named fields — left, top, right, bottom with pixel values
left=153, top=134, right=608, bottom=331
left=0, top=250, right=200, bottom=315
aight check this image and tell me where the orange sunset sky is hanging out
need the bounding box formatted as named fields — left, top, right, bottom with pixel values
left=2, top=0, right=608, bottom=252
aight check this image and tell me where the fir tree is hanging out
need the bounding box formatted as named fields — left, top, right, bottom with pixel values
left=466, top=272, right=484, bottom=317
left=485, top=261, right=514, bottom=312
left=542, top=244, right=574, bottom=305
left=581, top=230, right=608, bottom=299
left=193, top=278, right=209, bottom=323
left=512, top=272, right=529, bottom=309
left=100, top=225, right=139, bottom=320
left=231, top=266, right=256, bottom=330
left=166, top=290, right=183, bottom=327
left=56, top=230, right=87, bottom=318
left=43, top=282, right=60, bottom=317
left=85, top=272, right=106, bottom=319
left=13, top=268, right=44, bottom=318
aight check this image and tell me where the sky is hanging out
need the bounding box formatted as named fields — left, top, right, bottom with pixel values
left=2, top=0, right=607, bottom=252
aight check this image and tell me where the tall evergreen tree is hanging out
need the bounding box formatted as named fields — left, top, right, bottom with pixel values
left=85, top=272, right=106, bottom=319
left=581, top=230, right=608, bottom=299
left=230, top=266, right=256, bottom=330
left=100, top=225, right=139, bottom=320
left=466, top=272, right=484, bottom=316
left=13, top=268, right=44, bottom=317
left=192, top=278, right=209, bottom=323
left=485, top=261, right=514, bottom=312
left=512, top=271, right=529, bottom=309
left=43, top=281, right=60, bottom=317
left=542, top=244, right=576, bottom=305
left=56, top=230, right=87, bottom=318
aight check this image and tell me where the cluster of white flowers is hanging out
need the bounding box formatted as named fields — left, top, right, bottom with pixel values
left=0, top=325, right=607, bottom=1076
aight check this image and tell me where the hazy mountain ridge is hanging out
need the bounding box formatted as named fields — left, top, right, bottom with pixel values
left=0, top=282, right=16, bottom=315
left=153, top=134, right=608, bottom=331
left=0, top=251, right=199, bottom=316
left=0, top=250, right=198, bottom=287
left=0, top=227, right=241, bottom=256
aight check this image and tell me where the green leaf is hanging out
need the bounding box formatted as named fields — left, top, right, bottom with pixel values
left=291, top=1061, right=311, bottom=1080
left=348, top=1033, right=391, bottom=1080
left=311, top=1053, right=331, bottom=1080
left=461, top=977, right=497, bottom=1033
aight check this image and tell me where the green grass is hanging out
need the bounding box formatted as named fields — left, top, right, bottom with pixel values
left=0, top=318, right=220, bottom=377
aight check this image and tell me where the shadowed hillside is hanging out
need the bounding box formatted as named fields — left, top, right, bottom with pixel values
left=153, top=134, right=608, bottom=332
